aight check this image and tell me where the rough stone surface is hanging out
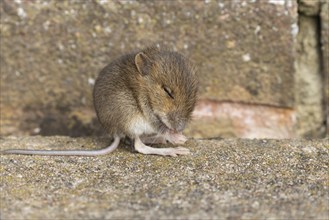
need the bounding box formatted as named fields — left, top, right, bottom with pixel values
left=0, top=0, right=297, bottom=137
left=0, top=136, right=328, bottom=219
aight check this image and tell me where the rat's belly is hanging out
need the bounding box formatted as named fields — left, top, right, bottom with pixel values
left=129, top=115, right=156, bottom=136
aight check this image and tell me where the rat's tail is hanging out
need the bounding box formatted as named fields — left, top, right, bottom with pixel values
left=0, top=136, right=120, bottom=156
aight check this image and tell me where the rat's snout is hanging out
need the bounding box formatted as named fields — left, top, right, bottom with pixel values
left=167, top=112, right=187, bottom=132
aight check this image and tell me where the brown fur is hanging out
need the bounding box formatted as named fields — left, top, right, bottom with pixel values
left=93, top=45, right=198, bottom=139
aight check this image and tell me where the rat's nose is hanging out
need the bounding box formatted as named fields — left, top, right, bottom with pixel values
left=168, top=112, right=187, bottom=132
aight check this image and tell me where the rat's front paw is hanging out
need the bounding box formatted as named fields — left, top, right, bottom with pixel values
left=167, top=133, right=188, bottom=145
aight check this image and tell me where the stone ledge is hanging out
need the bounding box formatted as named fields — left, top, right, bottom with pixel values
left=1, top=136, right=328, bottom=219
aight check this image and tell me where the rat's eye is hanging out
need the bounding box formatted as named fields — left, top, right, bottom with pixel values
left=163, top=86, right=174, bottom=99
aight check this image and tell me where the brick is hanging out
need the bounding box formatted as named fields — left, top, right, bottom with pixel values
left=185, top=100, right=296, bottom=139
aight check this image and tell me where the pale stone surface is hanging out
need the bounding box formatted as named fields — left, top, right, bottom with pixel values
left=1, top=136, right=328, bottom=219
left=299, top=0, right=321, bottom=15
left=295, top=15, right=325, bottom=137
left=320, top=0, right=329, bottom=136
left=0, top=0, right=297, bottom=137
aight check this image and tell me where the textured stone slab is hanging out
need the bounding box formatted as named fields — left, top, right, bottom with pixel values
left=0, top=0, right=297, bottom=136
left=1, top=136, right=328, bottom=219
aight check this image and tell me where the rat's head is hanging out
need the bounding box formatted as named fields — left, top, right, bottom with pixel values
left=135, top=47, right=198, bottom=133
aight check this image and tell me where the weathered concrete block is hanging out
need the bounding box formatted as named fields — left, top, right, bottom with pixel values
left=0, top=0, right=305, bottom=138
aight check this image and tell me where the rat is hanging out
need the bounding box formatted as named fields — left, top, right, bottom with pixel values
left=1, top=45, right=198, bottom=157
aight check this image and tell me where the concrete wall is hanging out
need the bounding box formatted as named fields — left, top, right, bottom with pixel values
left=0, top=0, right=327, bottom=138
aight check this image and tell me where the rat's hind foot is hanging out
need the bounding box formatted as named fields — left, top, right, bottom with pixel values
left=134, top=137, right=190, bottom=157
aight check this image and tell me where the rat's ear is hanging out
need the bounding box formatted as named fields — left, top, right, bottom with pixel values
left=135, top=52, right=152, bottom=76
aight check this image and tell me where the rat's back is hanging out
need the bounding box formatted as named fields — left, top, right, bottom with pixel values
left=93, top=53, right=139, bottom=137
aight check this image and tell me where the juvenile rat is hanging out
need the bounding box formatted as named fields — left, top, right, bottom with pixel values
left=2, top=46, right=198, bottom=156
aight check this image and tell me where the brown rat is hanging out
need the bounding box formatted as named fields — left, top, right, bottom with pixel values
left=1, top=45, right=198, bottom=156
